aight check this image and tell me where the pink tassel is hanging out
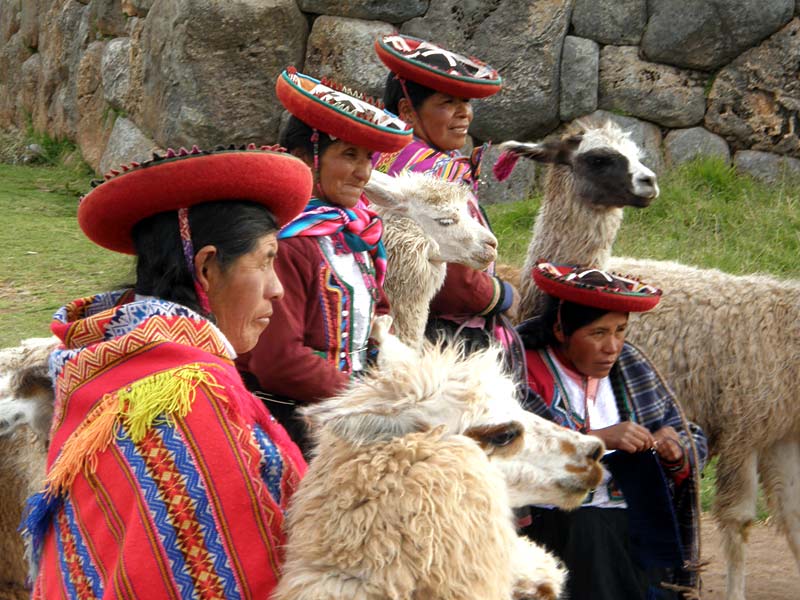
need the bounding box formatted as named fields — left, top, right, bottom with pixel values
left=492, top=150, right=521, bottom=182
left=166, top=148, right=177, bottom=158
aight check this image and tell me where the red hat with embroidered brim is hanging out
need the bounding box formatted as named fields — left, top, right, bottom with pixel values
left=78, top=146, right=313, bottom=254
left=375, top=33, right=502, bottom=99
left=276, top=68, right=412, bottom=153
left=532, top=262, right=662, bottom=313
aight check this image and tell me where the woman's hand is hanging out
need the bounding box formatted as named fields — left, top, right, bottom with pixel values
left=653, top=426, right=685, bottom=462
left=590, top=422, right=655, bottom=453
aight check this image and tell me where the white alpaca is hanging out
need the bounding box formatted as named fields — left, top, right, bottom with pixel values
left=497, top=121, right=800, bottom=600
left=273, top=316, right=605, bottom=600
left=0, top=337, right=56, bottom=599
left=364, top=171, right=498, bottom=348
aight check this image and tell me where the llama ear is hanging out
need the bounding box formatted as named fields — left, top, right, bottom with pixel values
left=498, top=136, right=582, bottom=167
left=363, top=170, right=408, bottom=211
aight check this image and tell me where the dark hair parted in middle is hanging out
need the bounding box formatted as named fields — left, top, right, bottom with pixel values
left=132, top=201, right=277, bottom=314
left=382, top=72, right=437, bottom=115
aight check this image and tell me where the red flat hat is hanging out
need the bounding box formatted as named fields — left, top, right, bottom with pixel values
left=532, top=262, right=662, bottom=313
left=276, top=68, right=412, bottom=153
left=78, top=146, right=313, bottom=254
left=375, top=34, right=502, bottom=99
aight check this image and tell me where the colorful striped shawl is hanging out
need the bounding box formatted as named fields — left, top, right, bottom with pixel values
left=25, top=291, right=306, bottom=599
left=279, top=197, right=387, bottom=286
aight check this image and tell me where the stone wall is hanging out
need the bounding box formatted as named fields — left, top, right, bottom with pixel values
left=0, top=0, right=797, bottom=195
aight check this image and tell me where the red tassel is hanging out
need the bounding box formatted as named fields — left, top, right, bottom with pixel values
left=493, top=150, right=521, bottom=182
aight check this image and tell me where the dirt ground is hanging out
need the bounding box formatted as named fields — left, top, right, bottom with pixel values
left=699, top=515, right=799, bottom=599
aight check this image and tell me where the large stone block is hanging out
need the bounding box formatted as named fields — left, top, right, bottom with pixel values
left=121, top=0, right=153, bottom=18
left=101, top=37, right=131, bottom=112
left=77, top=41, right=115, bottom=170
left=599, top=46, right=707, bottom=129
left=89, top=0, right=128, bottom=38
left=402, top=0, right=573, bottom=142
left=304, top=16, right=393, bottom=99
left=664, top=127, right=731, bottom=167
left=99, top=115, right=161, bottom=175
left=584, top=110, right=664, bottom=175
left=298, top=0, right=427, bottom=22
left=571, top=0, right=646, bottom=45
left=140, top=0, right=307, bottom=148
left=32, top=0, right=93, bottom=139
left=20, top=0, right=44, bottom=49
left=1, top=0, right=20, bottom=43
left=559, top=35, right=598, bottom=122
left=641, top=0, right=794, bottom=71
left=733, top=150, right=800, bottom=184
left=705, top=18, right=800, bottom=158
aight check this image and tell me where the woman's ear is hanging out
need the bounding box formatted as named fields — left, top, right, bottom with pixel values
left=553, top=322, right=566, bottom=344
left=397, top=98, right=416, bottom=124
left=194, top=245, right=219, bottom=292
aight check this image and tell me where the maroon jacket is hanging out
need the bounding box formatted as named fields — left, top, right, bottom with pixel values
left=238, top=236, right=390, bottom=404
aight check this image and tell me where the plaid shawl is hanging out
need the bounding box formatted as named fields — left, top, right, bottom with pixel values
left=279, top=197, right=387, bottom=286
left=519, top=325, right=708, bottom=590
left=24, top=290, right=306, bottom=599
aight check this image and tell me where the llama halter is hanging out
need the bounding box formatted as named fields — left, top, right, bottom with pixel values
left=276, top=68, right=412, bottom=153
left=375, top=33, right=502, bottom=99
left=78, top=146, right=313, bottom=254
left=532, top=262, right=662, bottom=313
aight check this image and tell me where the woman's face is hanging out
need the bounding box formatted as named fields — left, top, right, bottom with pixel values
left=318, top=141, right=373, bottom=208
left=404, top=92, right=473, bottom=152
left=203, top=233, right=283, bottom=354
left=556, top=311, right=629, bottom=379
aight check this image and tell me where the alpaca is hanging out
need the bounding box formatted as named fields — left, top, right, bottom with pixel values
left=497, top=122, right=800, bottom=600
left=273, top=316, right=605, bottom=600
left=493, top=120, right=659, bottom=322
left=0, top=337, right=56, bottom=600
left=364, top=170, right=498, bottom=348
left=604, top=256, right=800, bottom=600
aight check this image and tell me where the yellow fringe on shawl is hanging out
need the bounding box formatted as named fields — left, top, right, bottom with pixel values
left=45, top=364, right=223, bottom=496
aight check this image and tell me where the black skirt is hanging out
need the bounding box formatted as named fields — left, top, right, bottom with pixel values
left=521, top=506, right=679, bottom=600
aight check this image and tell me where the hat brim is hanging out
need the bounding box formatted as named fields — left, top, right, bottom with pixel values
left=532, top=264, right=661, bottom=313
left=78, top=150, right=313, bottom=254
left=276, top=71, right=412, bottom=153
left=375, top=34, right=502, bottom=99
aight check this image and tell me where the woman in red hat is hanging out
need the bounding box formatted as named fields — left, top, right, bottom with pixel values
left=372, top=33, right=518, bottom=351
left=22, top=147, right=313, bottom=599
left=517, top=262, right=708, bottom=600
left=238, top=69, right=412, bottom=455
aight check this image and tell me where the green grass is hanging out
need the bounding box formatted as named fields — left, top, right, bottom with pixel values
left=0, top=163, right=133, bottom=347
left=486, top=157, right=800, bottom=279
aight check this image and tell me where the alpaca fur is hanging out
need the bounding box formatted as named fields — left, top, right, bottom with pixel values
left=499, top=121, right=800, bottom=600
left=0, top=337, right=56, bottom=600
left=273, top=317, right=604, bottom=600
left=605, top=257, right=800, bottom=600
left=364, top=171, right=498, bottom=348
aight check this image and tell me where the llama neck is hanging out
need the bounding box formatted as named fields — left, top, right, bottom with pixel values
left=381, top=215, right=447, bottom=349
left=519, top=166, right=624, bottom=321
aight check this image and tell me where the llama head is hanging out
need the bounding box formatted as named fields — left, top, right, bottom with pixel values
left=0, top=337, right=58, bottom=442
left=364, top=170, right=498, bottom=269
left=303, top=319, right=604, bottom=509
left=497, top=120, right=659, bottom=209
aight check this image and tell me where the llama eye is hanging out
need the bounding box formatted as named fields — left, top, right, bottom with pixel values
left=586, top=155, right=612, bottom=167
left=485, top=428, right=520, bottom=447
left=436, top=218, right=456, bottom=226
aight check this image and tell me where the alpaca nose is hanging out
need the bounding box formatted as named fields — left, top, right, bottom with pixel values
left=485, top=237, right=497, bottom=250
left=637, top=174, right=656, bottom=187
